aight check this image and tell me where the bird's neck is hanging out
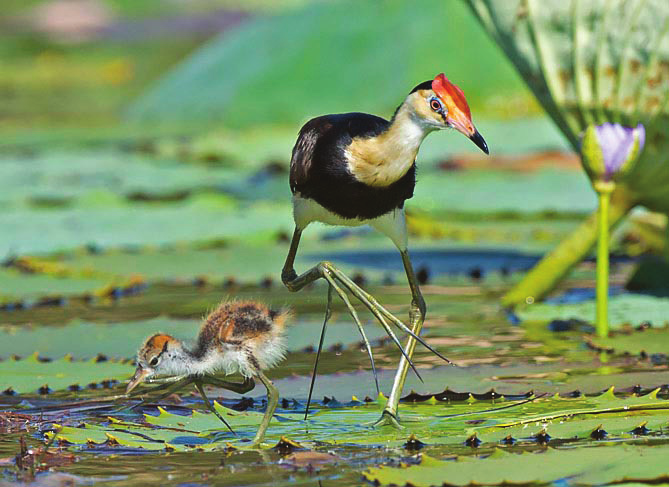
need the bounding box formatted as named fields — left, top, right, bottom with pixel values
left=346, top=102, right=434, bottom=187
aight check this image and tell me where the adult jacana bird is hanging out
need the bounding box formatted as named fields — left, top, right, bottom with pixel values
left=281, top=73, right=489, bottom=427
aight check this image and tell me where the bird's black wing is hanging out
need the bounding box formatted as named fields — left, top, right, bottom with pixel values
left=289, top=113, right=389, bottom=194
left=289, top=116, right=333, bottom=194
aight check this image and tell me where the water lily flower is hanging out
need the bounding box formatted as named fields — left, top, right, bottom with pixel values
left=581, top=123, right=646, bottom=187
left=579, top=123, right=646, bottom=338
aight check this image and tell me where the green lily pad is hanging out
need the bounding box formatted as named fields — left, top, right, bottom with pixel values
left=0, top=354, right=134, bottom=394
left=520, top=294, right=669, bottom=329
left=364, top=445, right=669, bottom=486
left=48, top=422, right=219, bottom=452
left=0, top=201, right=293, bottom=257
left=46, top=389, right=669, bottom=451
left=589, top=327, right=669, bottom=356
left=0, top=150, right=245, bottom=208
left=470, top=388, right=669, bottom=440
left=0, top=268, right=108, bottom=300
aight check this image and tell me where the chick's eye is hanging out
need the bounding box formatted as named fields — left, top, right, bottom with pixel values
left=150, top=357, right=159, bottom=366
left=430, top=98, right=442, bottom=112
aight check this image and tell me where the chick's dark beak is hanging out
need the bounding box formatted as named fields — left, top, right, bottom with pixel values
left=470, top=130, right=489, bottom=155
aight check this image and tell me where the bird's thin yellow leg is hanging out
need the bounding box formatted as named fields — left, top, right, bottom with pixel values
left=249, top=369, right=279, bottom=448
left=281, top=228, right=448, bottom=388
left=374, top=249, right=428, bottom=428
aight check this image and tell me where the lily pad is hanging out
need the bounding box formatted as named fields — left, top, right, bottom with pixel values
left=46, top=389, right=669, bottom=451
left=589, top=327, right=669, bottom=356
left=0, top=268, right=108, bottom=301
left=364, top=445, right=669, bottom=486
left=0, top=202, right=293, bottom=257
left=520, top=294, right=669, bottom=329
left=0, top=354, right=133, bottom=394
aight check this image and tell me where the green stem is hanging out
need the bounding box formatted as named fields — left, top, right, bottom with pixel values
left=666, top=213, right=669, bottom=262
left=596, top=189, right=611, bottom=337
left=501, top=191, right=633, bottom=308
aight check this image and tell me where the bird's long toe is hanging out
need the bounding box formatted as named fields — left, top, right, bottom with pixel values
left=370, top=410, right=405, bottom=430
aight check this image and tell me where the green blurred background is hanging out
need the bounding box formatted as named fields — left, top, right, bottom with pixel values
left=1, top=0, right=534, bottom=134
left=2, top=4, right=669, bottom=482
left=1, top=0, right=601, bottom=270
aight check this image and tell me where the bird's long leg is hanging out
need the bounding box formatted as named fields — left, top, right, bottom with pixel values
left=303, top=271, right=381, bottom=420
left=142, top=375, right=190, bottom=386
left=304, top=283, right=333, bottom=420
left=282, top=228, right=447, bottom=377
left=375, top=249, right=433, bottom=428
left=249, top=368, right=279, bottom=448
left=114, top=377, right=192, bottom=414
left=194, top=379, right=235, bottom=435
left=127, top=375, right=190, bottom=396
left=322, top=273, right=379, bottom=394
left=131, top=378, right=193, bottom=408
left=201, top=376, right=256, bottom=395
left=326, top=271, right=425, bottom=382
left=323, top=265, right=443, bottom=362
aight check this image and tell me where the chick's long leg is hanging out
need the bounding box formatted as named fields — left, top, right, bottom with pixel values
left=282, top=228, right=449, bottom=382
left=114, top=377, right=193, bottom=414
left=250, top=368, right=279, bottom=447
left=194, top=379, right=235, bottom=434
left=201, top=376, right=255, bottom=395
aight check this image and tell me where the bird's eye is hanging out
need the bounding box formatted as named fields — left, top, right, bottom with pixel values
left=430, top=98, right=442, bottom=112
left=150, top=357, right=159, bottom=366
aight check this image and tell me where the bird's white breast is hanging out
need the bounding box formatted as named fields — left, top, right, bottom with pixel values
left=293, top=194, right=368, bottom=229
left=292, top=195, right=408, bottom=250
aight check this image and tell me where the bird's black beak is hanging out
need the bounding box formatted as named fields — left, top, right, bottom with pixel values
left=469, top=130, right=489, bottom=155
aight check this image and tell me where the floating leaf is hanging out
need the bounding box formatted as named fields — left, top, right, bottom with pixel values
left=520, top=294, right=669, bottom=329
left=364, top=446, right=669, bottom=486
left=46, top=391, right=669, bottom=451
left=589, top=327, right=669, bottom=356
left=0, top=355, right=133, bottom=394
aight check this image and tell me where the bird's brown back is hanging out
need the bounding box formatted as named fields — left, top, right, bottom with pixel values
left=195, top=301, right=287, bottom=355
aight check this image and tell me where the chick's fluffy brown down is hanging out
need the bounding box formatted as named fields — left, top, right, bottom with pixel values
left=195, top=301, right=288, bottom=356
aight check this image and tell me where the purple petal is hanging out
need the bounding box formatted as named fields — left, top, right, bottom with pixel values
left=595, top=123, right=638, bottom=179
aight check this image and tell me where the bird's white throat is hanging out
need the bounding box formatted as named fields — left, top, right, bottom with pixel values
left=345, top=102, right=434, bottom=187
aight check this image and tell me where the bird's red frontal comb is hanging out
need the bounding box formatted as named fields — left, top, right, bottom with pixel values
left=432, top=73, right=471, bottom=119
